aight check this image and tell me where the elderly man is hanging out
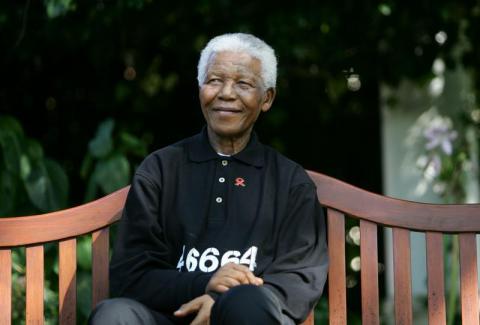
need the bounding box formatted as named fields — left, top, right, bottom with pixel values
left=89, top=33, right=328, bottom=325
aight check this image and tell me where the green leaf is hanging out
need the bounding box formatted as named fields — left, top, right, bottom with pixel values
left=24, top=139, right=44, bottom=161
left=21, top=157, right=68, bottom=212
left=0, top=116, right=24, bottom=137
left=44, top=158, right=69, bottom=209
left=19, top=154, right=32, bottom=181
left=77, top=271, right=92, bottom=321
left=93, top=154, right=130, bottom=194
left=77, top=237, right=92, bottom=271
left=119, top=131, right=148, bottom=157
left=88, top=119, right=115, bottom=159
left=12, top=248, right=25, bottom=274
left=0, top=170, right=18, bottom=217
left=0, top=131, right=23, bottom=175
left=44, top=0, right=76, bottom=18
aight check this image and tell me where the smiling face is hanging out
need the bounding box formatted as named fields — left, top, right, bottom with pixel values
left=199, top=51, right=275, bottom=140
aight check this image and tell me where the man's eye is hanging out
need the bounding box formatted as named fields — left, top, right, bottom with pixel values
left=238, top=81, right=254, bottom=89
left=208, top=78, right=222, bottom=84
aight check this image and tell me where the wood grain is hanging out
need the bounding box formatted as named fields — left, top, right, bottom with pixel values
left=92, top=228, right=109, bottom=309
left=0, top=249, right=11, bottom=325
left=459, top=233, right=479, bottom=325
left=393, top=228, right=412, bottom=325
left=26, top=245, right=44, bottom=324
left=59, top=238, right=76, bottom=325
left=308, top=171, right=480, bottom=232
left=426, top=232, right=446, bottom=325
left=360, top=220, right=379, bottom=325
left=0, top=186, right=129, bottom=247
left=327, top=208, right=347, bottom=325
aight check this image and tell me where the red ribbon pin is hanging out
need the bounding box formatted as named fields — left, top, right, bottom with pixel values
left=234, top=177, right=246, bottom=187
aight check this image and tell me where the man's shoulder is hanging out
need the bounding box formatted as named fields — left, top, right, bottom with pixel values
left=262, top=144, right=314, bottom=188
left=135, top=133, right=197, bottom=176
left=149, top=135, right=195, bottom=159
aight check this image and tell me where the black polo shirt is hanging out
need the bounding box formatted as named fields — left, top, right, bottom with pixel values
left=110, top=127, right=328, bottom=323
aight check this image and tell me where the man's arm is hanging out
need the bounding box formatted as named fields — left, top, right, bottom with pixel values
left=262, top=182, right=329, bottom=323
left=110, top=171, right=212, bottom=312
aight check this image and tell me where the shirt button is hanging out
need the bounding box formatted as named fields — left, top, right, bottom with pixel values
left=221, top=160, right=228, bottom=166
left=219, top=177, right=225, bottom=183
left=216, top=197, right=223, bottom=203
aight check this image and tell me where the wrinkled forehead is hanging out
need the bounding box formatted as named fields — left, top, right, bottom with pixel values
left=206, top=51, right=262, bottom=78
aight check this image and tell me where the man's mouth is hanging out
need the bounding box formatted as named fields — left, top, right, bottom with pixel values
left=213, top=107, right=242, bottom=114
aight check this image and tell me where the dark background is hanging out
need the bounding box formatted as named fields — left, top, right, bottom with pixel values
left=5, top=1, right=479, bottom=204
left=1, top=1, right=479, bottom=323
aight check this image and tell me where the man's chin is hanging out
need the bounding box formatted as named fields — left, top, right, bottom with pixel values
left=207, top=124, right=251, bottom=139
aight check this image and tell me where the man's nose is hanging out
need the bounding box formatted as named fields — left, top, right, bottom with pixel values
left=219, top=80, right=236, bottom=99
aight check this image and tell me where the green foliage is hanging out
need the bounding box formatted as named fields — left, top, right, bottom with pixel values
left=11, top=246, right=59, bottom=325
left=76, top=235, right=93, bottom=323
left=81, top=118, right=148, bottom=202
left=44, top=0, right=76, bottom=18
left=76, top=117, right=149, bottom=321
left=0, top=116, right=68, bottom=324
left=0, top=115, right=69, bottom=216
left=1, top=115, right=147, bottom=323
left=314, top=297, right=328, bottom=324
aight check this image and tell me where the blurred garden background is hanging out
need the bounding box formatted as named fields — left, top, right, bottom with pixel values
left=1, top=0, right=480, bottom=324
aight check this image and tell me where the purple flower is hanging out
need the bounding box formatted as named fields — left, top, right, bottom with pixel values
left=425, top=155, right=442, bottom=180
left=423, top=117, right=457, bottom=155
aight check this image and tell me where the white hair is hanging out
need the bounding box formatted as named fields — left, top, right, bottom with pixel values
left=197, top=33, right=277, bottom=89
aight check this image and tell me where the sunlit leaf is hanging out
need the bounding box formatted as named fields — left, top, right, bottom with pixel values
left=77, top=237, right=93, bottom=321
left=77, top=237, right=92, bottom=270
left=19, top=154, right=32, bottom=181
left=88, top=119, right=115, bottom=159
left=21, top=158, right=68, bottom=212
left=141, top=73, right=162, bottom=97
left=44, top=0, right=76, bottom=18
left=93, top=154, right=130, bottom=194
left=77, top=271, right=92, bottom=321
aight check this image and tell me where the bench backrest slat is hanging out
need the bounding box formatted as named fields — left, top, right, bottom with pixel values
left=59, top=238, right=77, bottom=325
left=426, top=232, right=446, bottom=325
left=0, top=187, right=128, bottom=247
left=327, top=208, right=347, bottom=325
left=0, top=249, right=11, bottom=325
left=392, top=228, right=413, bottom=324
left=26, top=245, right=44, bottom=324
left=307, top=170, right=480, bottom=324
left=459, top=233, right=479, bottom=324
left=92, top=228, right=110, bottom=309
left=360, top=220, right=380, bottom=325
left=3, top=172, right=480, bottom=323
left=0, top=188, right=127, bottom=324
left=310, top=171, right=480, bottom=232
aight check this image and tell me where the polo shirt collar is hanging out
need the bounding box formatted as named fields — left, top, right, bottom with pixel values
left=188, top=126, right=265, bottom=167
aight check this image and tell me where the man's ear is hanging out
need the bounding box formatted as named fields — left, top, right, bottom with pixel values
left=261, top=88, right=276, bottom=112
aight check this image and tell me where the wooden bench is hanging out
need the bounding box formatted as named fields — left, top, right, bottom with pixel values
left=1, top=171, right=480, bottom=324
